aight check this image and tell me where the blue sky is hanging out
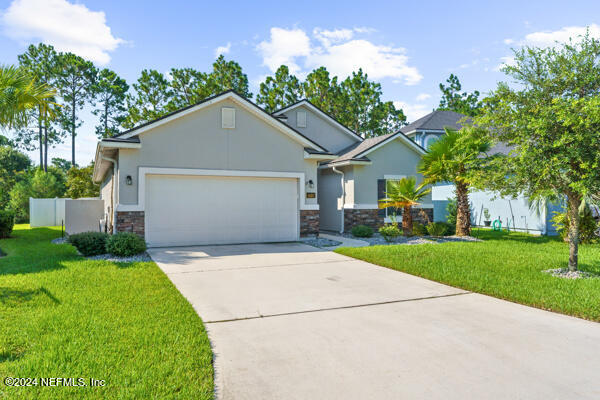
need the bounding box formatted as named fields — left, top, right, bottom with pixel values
left=1, top=0, right=599, bottom=164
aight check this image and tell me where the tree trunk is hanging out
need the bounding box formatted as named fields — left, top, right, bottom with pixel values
left=402, top=206, right=412, bottom=236
left=566, top=192, right=582, bottom=272
left=455, top=181, right=471, bottom=236
left=104, top=101, right=108, bottom=137
left=43, top=124, right=48, bottom=172
left=38, top=111, right=43, bottom=169
left=71, top=97, right=76, bottom=166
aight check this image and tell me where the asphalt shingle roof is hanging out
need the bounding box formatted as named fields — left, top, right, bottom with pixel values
left=400, top=110, right=467, bottom=134
left=326, top=133, right=395, bottom=164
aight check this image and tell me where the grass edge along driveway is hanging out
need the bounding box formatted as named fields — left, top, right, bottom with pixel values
left=0, top=225, right=213, bottom=399
left=336, top=229, right=600, bottom=322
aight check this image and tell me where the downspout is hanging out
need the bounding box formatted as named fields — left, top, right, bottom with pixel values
left=332, top=166, right=345, bottom=233
left=101, top=154, right=118, bottom=234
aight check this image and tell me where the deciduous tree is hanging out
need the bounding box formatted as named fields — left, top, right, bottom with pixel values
left=475, top=32, right=600, bottom=271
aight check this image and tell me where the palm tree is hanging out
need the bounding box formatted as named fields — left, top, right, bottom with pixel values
left=378, top=176, right=431, bottom=235
left=0, top=65, right=56, bottom=130
left=418, top=126, right=490, bottom=236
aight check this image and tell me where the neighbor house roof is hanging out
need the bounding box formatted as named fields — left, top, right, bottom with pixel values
left=272, top=99, right=363, bottom=143
left=324, top=131, right=425, bottom=166
left=400, top=110, right=468, bottom=135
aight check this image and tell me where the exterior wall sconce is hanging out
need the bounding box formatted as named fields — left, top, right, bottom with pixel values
left=126, top=175, right=133, bottom=185
left=307, top=179, right=314, bottom=189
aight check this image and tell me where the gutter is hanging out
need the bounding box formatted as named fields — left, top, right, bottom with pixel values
left=101, top=154, right=118, bottom=234
left=332, top=166, right=345, bottom=233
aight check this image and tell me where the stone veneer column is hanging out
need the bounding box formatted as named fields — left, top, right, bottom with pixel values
left=343, top=209, right=383, bottom=232
left=116, top=211, right=145, bottom=238
left=299, top=210, right=319, bottom=236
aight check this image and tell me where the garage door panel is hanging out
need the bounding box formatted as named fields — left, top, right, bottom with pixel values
left=145, top=175, right=298, bottom=247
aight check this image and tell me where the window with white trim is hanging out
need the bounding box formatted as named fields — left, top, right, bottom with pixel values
left=384, top=178, right=402, bottom=222
left=424, top=134, right=439, bottom=149
left=296, top=111, right=307, bottom=128
left=221, top=107, right=235, bottom=129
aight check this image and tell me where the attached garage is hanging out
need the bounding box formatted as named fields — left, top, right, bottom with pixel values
left=144, top=174, right=299, bottom=247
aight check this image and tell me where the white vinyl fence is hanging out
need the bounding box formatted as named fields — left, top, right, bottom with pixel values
left=29, top=198, right=68, bottom=227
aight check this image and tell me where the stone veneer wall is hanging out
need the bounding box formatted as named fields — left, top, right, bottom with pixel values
left=299, top=210, right=319, bottom=236
left=116, top=211, right=145, bottom=237
left=344, top=209, right=382, bottom=231
left=343, top=208, right=434, bottom=232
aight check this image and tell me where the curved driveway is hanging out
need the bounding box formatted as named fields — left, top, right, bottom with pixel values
left=149, top=242, right=600, bottom=400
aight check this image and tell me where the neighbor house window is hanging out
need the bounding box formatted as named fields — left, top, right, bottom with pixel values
left=222, top=107, right=235, bottom=129
left=424, top=134, right=439, bottom=149
left=297, top=111, right=307, bottom=128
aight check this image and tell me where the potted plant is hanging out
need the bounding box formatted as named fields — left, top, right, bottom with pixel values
left=483, top=208, right=491, bottom=226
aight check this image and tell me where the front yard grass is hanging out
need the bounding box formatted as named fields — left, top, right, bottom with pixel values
left=0, top=225, right=213, bottom=399
left=336, top=229, right=600, bottom=322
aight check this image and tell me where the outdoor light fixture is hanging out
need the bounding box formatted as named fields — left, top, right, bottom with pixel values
left=126, top=175, right=132, bottom=185
left=307, top=179, right=314, bottom=189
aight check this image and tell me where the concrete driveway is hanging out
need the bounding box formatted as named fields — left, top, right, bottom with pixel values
left=148, top=243, right=600, bottom=400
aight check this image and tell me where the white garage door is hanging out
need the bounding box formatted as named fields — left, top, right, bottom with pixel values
left=145, top=175, right=299, bottom=247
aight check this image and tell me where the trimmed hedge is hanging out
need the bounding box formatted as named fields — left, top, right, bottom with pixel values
left=106, top=232, right=146, bottom=257
left=412, top=222, right=428, bottom=236
left=0, top=210, right=15, bottom=239
left=351, top=224, right=374, bottom=238
left=68, top=231, right=109, bottom=256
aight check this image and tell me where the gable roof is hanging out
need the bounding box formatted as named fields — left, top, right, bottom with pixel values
left=272, top=100, right=363, bottom=143
left=113, top=90, right=327, bottom=152
left=400, top=110, right=467, bottom=135
left=324, top=131, right=425, bottom=166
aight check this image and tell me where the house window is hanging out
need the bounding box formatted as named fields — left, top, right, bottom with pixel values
left=222, top=107, right=235, bottom=129
left=424, top=134, right=439, bottom=149
left=378, top=175, right=406, bottom=223
left=297, top=111, right=307, bottom=128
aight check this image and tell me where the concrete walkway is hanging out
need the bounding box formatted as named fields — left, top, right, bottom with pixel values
left=318, top=232, right=369, bottom=249
left=148, top=243, right=600, bottom=400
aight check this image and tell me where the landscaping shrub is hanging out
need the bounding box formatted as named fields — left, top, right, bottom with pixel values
left=379, top=224, right=401, bottom=242
left=106, top=232, right=147, bottom=256
left=446, top=197, right=457, bottom=226
left=412, top=222, right=428, bottom=236
left=437, top=221, right=455, bottom=236
left=351, top=224, right=374, bottom=238
left=68, top=231, right=108, bottom=256
left=426, top=222, right=448, bottom=237
left=551, top=206, right=599, bottom=244
left=0, top=210, right=15, bottom=238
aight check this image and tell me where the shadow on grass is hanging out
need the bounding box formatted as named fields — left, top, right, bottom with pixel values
left=0, top=347, right=25, bottom=363
left=474, top=229, right=557, bottom=244
left=0, top=286, right=61, bottom=307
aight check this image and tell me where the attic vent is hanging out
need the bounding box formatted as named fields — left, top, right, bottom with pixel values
left=222, top=107, right=235, bottom=129
left=296, top=111, right=307, bottom=128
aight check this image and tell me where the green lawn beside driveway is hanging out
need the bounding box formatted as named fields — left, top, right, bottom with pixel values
left=336, top=229, right=600, bottom=322
left=0, top=225, right=213, bottom=399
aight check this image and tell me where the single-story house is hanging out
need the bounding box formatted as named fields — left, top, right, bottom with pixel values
left=93, top=90, right=432, bottom=247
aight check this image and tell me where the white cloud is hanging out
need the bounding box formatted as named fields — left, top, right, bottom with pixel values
left=256, top=27, right=422, bottom=85
left=415, top=93, right=431, bottom=101
left=256, top=27, right=311, bottom=75
left=394, top=101, right=431, bottom=123
left=494, top=56, right=516, bottom=72
left=214, top=42, right=231, bottom=57
left=503, top=38, right=514, bottom=45
left=522, top=24, right=600, bottom=48
left=1, top=0, right=124, bottom=65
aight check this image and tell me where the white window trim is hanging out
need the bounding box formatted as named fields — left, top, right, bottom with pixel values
left=343, top=204, right=378, bottom=209
left=383, top=176, right=406, bottom=220
left=116, top=167, right=318, bottom=212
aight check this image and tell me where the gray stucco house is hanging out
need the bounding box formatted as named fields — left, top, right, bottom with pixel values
left=93, top=90, right=431, bottom=247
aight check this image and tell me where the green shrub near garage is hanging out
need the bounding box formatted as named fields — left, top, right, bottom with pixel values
left=68, top=231, right=109, bottom=256
left=106, top=232, right=147, bottom=256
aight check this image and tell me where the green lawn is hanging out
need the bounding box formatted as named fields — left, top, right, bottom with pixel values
left=0, top=225, right=213, bottom=399
left=336, top=229, right=600, bottom=322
